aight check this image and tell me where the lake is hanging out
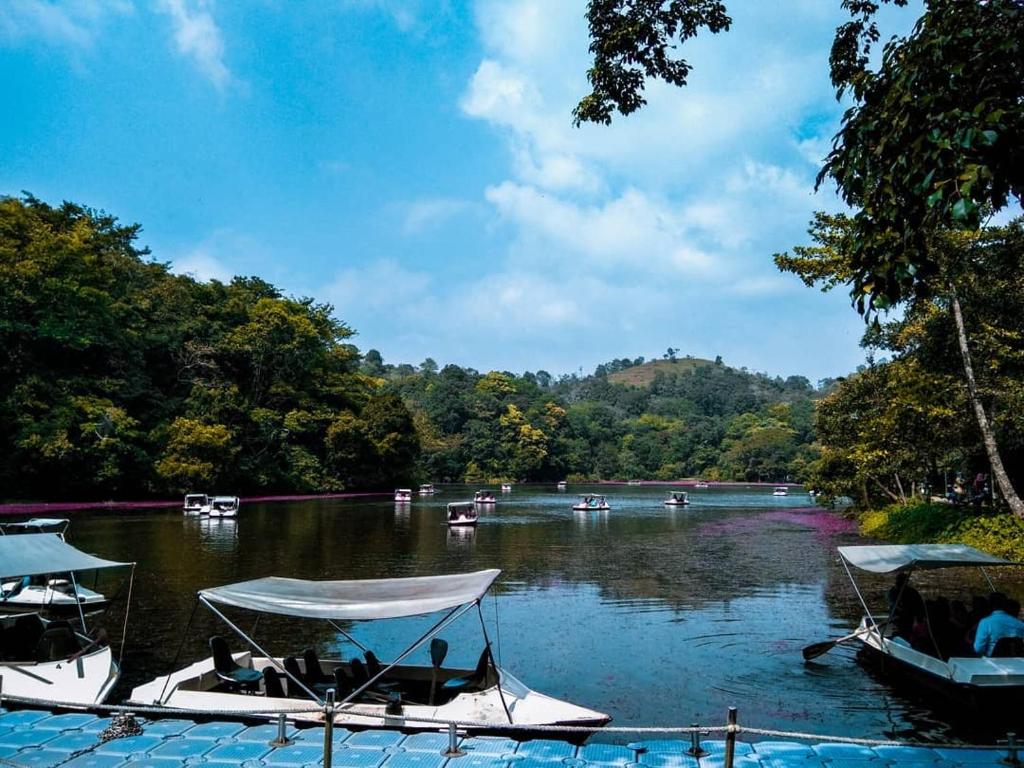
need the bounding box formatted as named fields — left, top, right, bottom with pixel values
left=57, top=485, right=1020, bottom=744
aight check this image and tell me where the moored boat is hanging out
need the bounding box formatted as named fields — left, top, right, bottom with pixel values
left=772, top=486, right=788, bottom=496
left=694, top=481, right=710, bottom=489
left=663, top=491, right=689, bottom=506
left=183, top=493, right=210, bottom=515
left=129, top=569, right=610, bottom=735
left=572, top=495, right=610, bottom=511
left=446, top=502, right=479, bottom=527
left=556, top=481, right=567, bottom=491
left=473, top=490, right=497, bottom=504
left=418, top=483, right=436, bottom=495
left=394, top=488, right=413, bottom=503
left=208, top=496, right=240, bottom=518
left=500, top=483, right=512, bottom=493
left=0, top=518, right=71, bottom=539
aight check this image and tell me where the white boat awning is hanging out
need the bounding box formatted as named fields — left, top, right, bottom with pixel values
left=839, top=544, right=1014, bottom=573
left=0, top=534, right=131, bottom=579
left=199, top=569, right=502, bottom=620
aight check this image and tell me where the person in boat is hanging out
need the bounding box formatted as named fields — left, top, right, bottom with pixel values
left=887, top=573, right=925, bottom=640
left=973, top=592, right=1024, bottom=657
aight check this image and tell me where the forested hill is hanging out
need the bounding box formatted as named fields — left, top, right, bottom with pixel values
left=0, top=196, right=821, bottom=500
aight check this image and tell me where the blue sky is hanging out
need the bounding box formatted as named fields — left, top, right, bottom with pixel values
left=0, top=0, right=923, bottom=382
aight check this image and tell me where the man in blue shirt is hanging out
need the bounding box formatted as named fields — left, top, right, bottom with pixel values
left=973, top=593, right=1024, bottom=656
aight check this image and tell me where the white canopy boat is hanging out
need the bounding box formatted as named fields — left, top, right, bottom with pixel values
left=572, top=495, right=610, bottom=512
left=129, top=569, right=610, bottom=736
left=183, top=494, right=210, bottom=515
left=663, top=491, right=690, bottom=506
left=836, top=544, right=1024, bottom=708
left=418, top=484, right=436, bottom=495
left=0, top=518, right=71, bottom=539
left=772, top=486, right=788, bottom=496
left=500, top=483, right=512, bottom=493
left=446, top=502, right=479, bottom=527
left=0, top=534, right=133, bottom=706
left=473, top=490, right=497, bottom=505
left=208, top=496, right=239, bottom=518
left=556, top=481, right=567, bottom=491
left=394, top=489, right=413, bottom=503
left=694, top=481, right=710, bottom=489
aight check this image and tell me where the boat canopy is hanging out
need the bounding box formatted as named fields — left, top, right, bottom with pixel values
left=1, top=518, right=70, bottom=532
left=0, top=533, right=131, bottom=579
left=199, top=569, right=502, bottom=620
left=839, top=544, right=1015, bottom=574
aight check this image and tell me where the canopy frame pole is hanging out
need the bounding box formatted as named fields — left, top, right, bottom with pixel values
left=841, top=557, right=883, bottom=646
left=476, top=600, right=512, bottom=724
left=327, top=621, right=369, bottom=653
left=199, top=596, right=324, bottom=705
left=117, top=564, right=136, bottom=666
left=337, top=601, right=474, bottom=708
left=69, top=570, right=89, bottom=633
left=158, top=599, right=200, bottom=704
left=980, top=566, right=997, bottom=592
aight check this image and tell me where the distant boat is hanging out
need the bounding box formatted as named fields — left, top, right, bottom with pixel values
left=626, top=479, right=642, bottom=486
left=208, top=496, right=240, bottom=517
left=473, top=490, right=497, bottom=504
left=556, top=481, right=567, bottom=491
left=694, top=481, right=710, bottom=489
left=572, top=495, right=610, bottom=511
left=419, top=483, right=436, bottom=495
left=446, top=502, right=478, bottom=527
left=183, top=493, right=210, bottom=515
left=394, top=488, right=413, bottom=503
left=772, top=487, right=788, bottom=497
left=663, top=491, right=690, bottom=506
left=500, top=483, right=512, bottom=493
left=0, top=518, right=71, bottom=540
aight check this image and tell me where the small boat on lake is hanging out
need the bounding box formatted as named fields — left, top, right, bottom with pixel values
left=0, top=518, right=71, bottom=540
left=663, top=491, right=690, bottom=506
left=772, top=486, right=788, bottom=496
left=183, top=493, right=210, bottom=515
left=418, top=483, right=436, bottom=495
left=627, top=479, right=642, bottom=486
left=446, top=502, right=479, bottom=527
left=207, top=495, right=239, bottom=518
left=835, top=544, right=1024, bottom=708
left=694, top=481, right=710, bottom=489
left=474, top=490, right=497, bottom=504
left=394, top=488, right=413, bottom=503
left=0, top=533, right=134, bottom=706
left=129, top=569, right=610, bottom=735
left=500, top=483, right=512, bottom=493
left=572, top=495, right=610, bottom=511
left=556, top=480, right=567, bottom=491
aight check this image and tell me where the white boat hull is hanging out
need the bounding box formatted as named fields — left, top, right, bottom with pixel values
left=1, top=583, right=108, bottom=614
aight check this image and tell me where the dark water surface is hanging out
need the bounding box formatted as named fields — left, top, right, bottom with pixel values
left=60, top=485, right=1022, bottom=743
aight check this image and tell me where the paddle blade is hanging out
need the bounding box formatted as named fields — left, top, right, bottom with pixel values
left=801, top=640, right=836, bottom=661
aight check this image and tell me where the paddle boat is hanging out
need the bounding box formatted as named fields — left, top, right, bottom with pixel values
left=129, top=569, right=611, bottom=735
left=772, top=486, right=788, bottom=496
left=500, top=483, right=512, bottom=493
left=572, top=495, right=610, bottom=511
left=830, top=544, right=1024, bottom=708
left=446, top=502, right=479, bottom=527
left=207, top=495, right=240, bottom=518
left=627, top=479, right=642, bottom=486
left=663, top=491, right=690, bottom=506
left=556, top=481, right=567, bottom=491
left=0, top=575, right=109, bottom=615
left=694, top=481, right=710, bottom=489
left=0, top=518, right=71, bottom=540
left=473, top=490, right=497, bottom=505
left=418, top=483, right=436, bottom=495
left=183, top=493, right=210, bottom=515
left=0, top=533, right=134, bottom=706
left=394, top=489, right=413, bottom=503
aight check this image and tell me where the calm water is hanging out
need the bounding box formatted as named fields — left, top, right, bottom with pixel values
left=57, top=485, right=1022, bottom=743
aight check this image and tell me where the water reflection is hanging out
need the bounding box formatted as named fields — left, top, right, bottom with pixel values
left=56, top=485, right=1024, bottom=744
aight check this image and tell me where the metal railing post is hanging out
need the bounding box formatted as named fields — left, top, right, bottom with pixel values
left=724, top=707, right=738, bottom=768
left=269, top=713, right=294, bottom=747
left=686, top=723, right=707, bottom=758
left=1003, top=732, right=1021, bottom=767
left=441, top=722, right=465, bottom=758
left=323, top=689, right=336, bottom=768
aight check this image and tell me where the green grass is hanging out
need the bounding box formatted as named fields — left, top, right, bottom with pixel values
left=607, top=358, right=715, bottom=387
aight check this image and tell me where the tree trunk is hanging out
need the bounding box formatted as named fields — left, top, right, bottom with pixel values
left=949, top=290, right=1024, bottom=517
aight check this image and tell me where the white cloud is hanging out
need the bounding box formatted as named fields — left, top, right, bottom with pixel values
left=324, top=260, right=432, bottom=315
left=171, top=249, right=232, bottom=283
left=403, top=198, right=476, bottom=234
left=0, top=0, right=131, bottom=49
left=157, top=0, right=230, bottom=89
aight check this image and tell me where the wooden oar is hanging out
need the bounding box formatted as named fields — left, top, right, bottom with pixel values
left=802, top=621, right=887, bottom=661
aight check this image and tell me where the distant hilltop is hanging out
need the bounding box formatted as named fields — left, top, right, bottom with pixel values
left=606, top=357, right=717, bottom=387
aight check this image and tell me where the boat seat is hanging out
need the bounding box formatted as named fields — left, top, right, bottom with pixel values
left=365, top=650, right=383, bottom=678
left=443, top=646, right=493, bottom=694
left=1, top=613, right=45, bottom=661
left=302, top=648, right=332, bottom=686
left=35, top=621, right=80, bottom=662
left=209, top=635, right=262, bottom=691
left=262, top=667, right=287, bottom=698
left=993, top=636, right=1024, bottom=657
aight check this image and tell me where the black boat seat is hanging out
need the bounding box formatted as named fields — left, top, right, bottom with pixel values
left=35, top=621, right=80, bottom=662
left=302, top=648, right=333, bottom=686
left=443, top=646, right=492, bottom=694
left=263, top=667, right=287, bottom=698
left=992, top=636, right=1024, bottom=657
left=210, top=636, right=262, bottom=691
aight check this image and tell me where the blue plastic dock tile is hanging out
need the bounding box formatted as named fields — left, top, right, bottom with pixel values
left=330, top=746, right=389, bottom=768
left=150, top=737, right=217, bottom=760
left=183, top=721, right=247, bottom=740
left=79, top=717, right=119, bottom=734
left=400, top=733, right=450, bottom=753
left=698, top=756, right=763, bottom=768
left=58, top=753, right=133, bottom=768
left=811, top=744, right=877, bottom=760
left=95, top=735, right=167, bottom=757
left=463, top=738, right=520, bottom=757
left=827, top=759, right=881, bottom=768
left=636, top=754, right=701, bottom=768
left=348, top=730, right=406, bottom=750
left=383, top=749, right=448, bottom=768
left=264, top=743, right=328, bottom=766
left=205, top=739, right=273, bottom=762
left=872, top=747, right=941, bottom=763
left=36, top=713, right=101, bottom=732
left=12, top=748, right=77, bottom=768
left=694, top=741, right=755, bottom=757
left=293, top=726, right=353, bottom=745
left=578, top=742, right=635, bottom=766
left=452, top=756, right=512, bottom=768
left=934, top=749, right=1005, bottom=765
left=760, top=758, right=822, bottom=768
left=0, top=710, right=53, bottom=728
left=630, top=741, right=692, bottom=755
left=119, top=758, right=188, bottom=768
left=0, top=745, right=20, bottom=760
left=515, top=740, right=576, bottom=762
left=236, top=723, right=299, bottom=742
left=43, top=731, right=102, bottom=752
left=143, top=720, right=197, bottom=737
left=0, top=729, right=59, bottom=748
left=753, top=743, right=817, bottom=759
